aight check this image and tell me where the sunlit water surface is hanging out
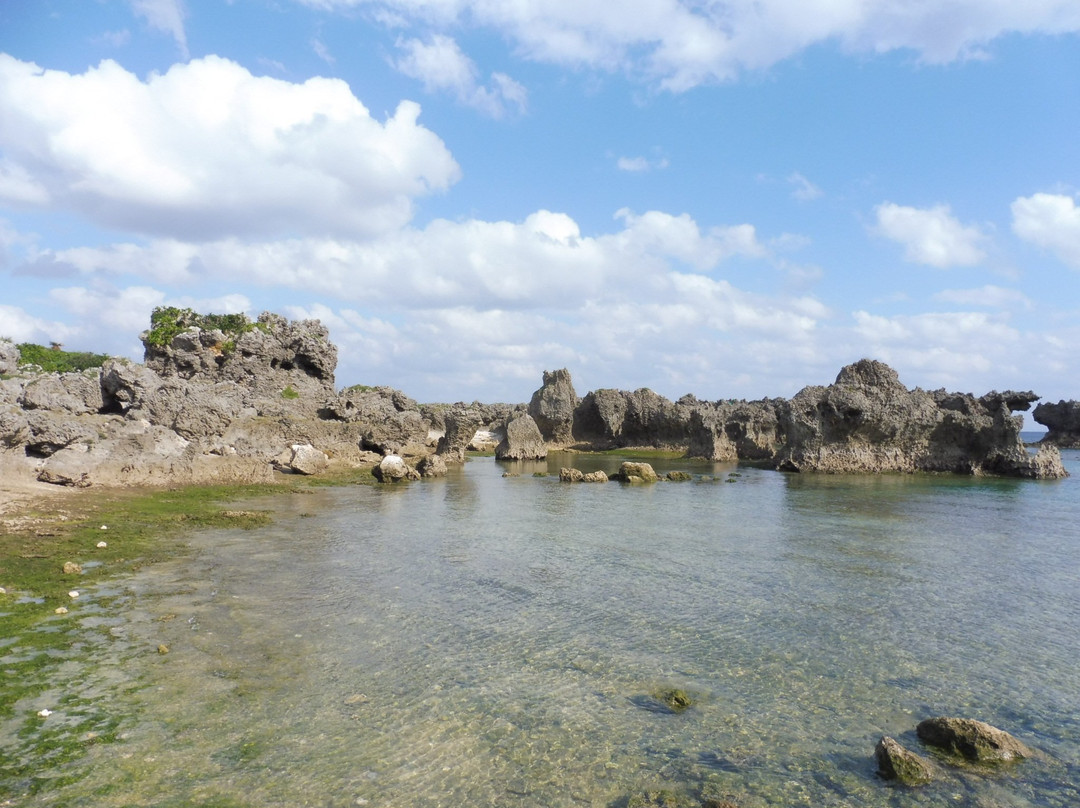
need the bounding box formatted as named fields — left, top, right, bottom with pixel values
left=7, top=449, right=1080, bottom=807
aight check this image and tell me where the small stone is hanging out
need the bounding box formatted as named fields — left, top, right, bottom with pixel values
left=96, top=541, right=108, bottom=548
left=0, top=586, right=6, bottom=595
left=157, top=644, right=170, bottom=655
left=344, top=694, right=368, bottom=705
left=100, top=525, right=108, bottom=530
left=656, top=688, right=692, bottom=711
left=54, top=606, right=68, bottom=615
left=37, top=709, right=53, bottom=718
left=875, top=736, right=934, bottom=785
left=62, top=561, right=82, bottom=575
left=68, top=590, right=80, bottom=599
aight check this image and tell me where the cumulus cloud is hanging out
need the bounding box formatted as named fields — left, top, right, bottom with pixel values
left=873, top=203, right=987, bottom=268
left=394, top=35, right=527, bottom=117
left=298, top=0, right=1080, bottom=90
left=1011, top=192, right=1080, bottom=269
left=0, top=54, right=460, bottom=240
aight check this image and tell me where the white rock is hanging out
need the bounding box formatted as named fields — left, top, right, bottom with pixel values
left=96, top=541, right=108, bottom=548
left=38, top=709, right=52, bottom=717
left=68, top=590, right=80, bottom=599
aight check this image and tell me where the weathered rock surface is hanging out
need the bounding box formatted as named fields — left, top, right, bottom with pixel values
left=436, top=408, right=484, bottom=462
left=323, top=386, right=427, bottom=454
left=286, top=443, right=329, bottom=476
left=875, top=736, right=934, bottom=784
left=495, top=414, right=548, bottom=461
left=1033, top=400, right=1080, bottom=447
left=573, top=388, right=694, bottom=449
left=613, top=461, right=658, bottom=483
left=916, top=717, right=1033, bottom=763
left=0, top=340, right=19, bottom=375
left=528, top=368, right=579, bottom=445
left=417, top=453, right=448, bottom=478
left=372, top=454, right=419, bottom=482
left=144, top=310, right=336, bottom=399
left=680, top=359, right=1067, bottom=479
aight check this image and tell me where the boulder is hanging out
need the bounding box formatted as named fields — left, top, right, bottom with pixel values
left=915, top=717, right=1032, bottom=763
left=613, top=461, right=658, bottom=483
left=495, top=414, right=548, bottom=461
left=1033, top=399, right=1080, bottom=447
left=23, top=410, right=101, bottom=456
left=582, top=470, right=609, bottom=483
left=287, top=443, right=329, bottom=476
left=372, top=454, right=419, bottom=483
left=559, top=467, right=584, bottom=482
left=528, top=368, right=578, bottom=445
left=666, top=470, right=691, bottom=481
left=875, top=736, right=934, bottom=784
left=417, top=453, right=448, bottom=478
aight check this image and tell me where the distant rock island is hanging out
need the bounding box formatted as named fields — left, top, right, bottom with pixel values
left=0, top=310, right=1070, bottom=488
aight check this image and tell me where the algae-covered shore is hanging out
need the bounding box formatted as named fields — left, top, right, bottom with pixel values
left=0, top=467, right=374, bottom=802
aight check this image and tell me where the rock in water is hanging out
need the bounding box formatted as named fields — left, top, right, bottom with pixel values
left=435, top=408, right=483, bottom=462
left=372, top=454, right=418, bottom=483
left=613, top=461, right=658, bottom=483
left=495, top=414, right=548, bottom=461
left=875, top=736, right=934, bottom=784
left=417, top=454, right=448, bottom=478
left=916, top=717, right=1032, bottom=763
left=528, top=368, right=578, bottom=445
left=1033, top=399, right=1080, bottom=448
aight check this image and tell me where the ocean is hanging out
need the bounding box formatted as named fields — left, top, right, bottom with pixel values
left=6, top=446, right=1080, bottom=807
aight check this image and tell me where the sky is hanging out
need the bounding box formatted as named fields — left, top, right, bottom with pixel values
left=1, top=1, right=1079, bottom=414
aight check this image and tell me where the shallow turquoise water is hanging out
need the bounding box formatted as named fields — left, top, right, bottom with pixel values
left=6, top=450, right=1080, bottom=806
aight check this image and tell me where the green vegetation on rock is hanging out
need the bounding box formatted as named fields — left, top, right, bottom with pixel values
left=144, top=307, right=261, bottom=350
left=15, top=343, right=110, bottom=373
left=280, top=385, right=300, bottom=400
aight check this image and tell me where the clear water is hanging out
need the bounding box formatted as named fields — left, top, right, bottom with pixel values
left=6, top=449, right=1080, bottom=807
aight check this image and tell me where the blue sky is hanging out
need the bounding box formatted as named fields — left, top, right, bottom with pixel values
left=2, top=1, right=1079, bottom=414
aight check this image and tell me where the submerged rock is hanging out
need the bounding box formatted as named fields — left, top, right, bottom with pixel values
left=875, top=736, right=934, bottom=785
left=559, top=467, right=584, bottom=482
left=916, top=717, right=1032, bottom=763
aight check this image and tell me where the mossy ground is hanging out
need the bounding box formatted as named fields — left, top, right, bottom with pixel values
left=0, top=468, right=374, bottom=800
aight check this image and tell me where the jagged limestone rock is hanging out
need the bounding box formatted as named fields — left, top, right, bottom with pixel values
left=495, top=414, right=547, bottom=461
left=528, top=368, right=578, bottom=445
left=1033, top=399, right=1080, bottom=447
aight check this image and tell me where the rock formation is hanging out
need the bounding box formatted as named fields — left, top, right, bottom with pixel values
left=572, top=387, right=694, bottom=449
left=684, top=360, right=1066, bottom=479
left=612, top=461, right=659, bottom=483
left=0, top=310, right=426, bottom=488
left=1032, top=400, right=1080, bottom=447
left=435, top=408, right=484, bottom=462
left=528, top=368, right=578, bottom=445
left=915, top=717, right=1032, bottom=763
left=875, top=736, right=934, bottom=785
left=495, top=414, right=547, bottom=461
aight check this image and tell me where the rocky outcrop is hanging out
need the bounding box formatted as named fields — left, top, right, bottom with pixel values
left=573, top=388, right=694, bottom=448
left=528, top=368, right=578, bottom=445
left=144, top=310, right=336, bottom=399
left=1, top=311, right=427, bottom=488
left=0, top=340, right=19, bottom=375
left=372, top=454, right=419, bottom=482
left=1033, top=400, right=1080, bottom=447
left=875, top=736, right=934, bottom=784
left=323, top=386, right=427, bottom=454
left=436, top=408, right=484, bottom=462
left=688, top=400, right=783, bottom=462
left=916, top=717, right=1032, bottom=763
left=495, top=414, right=547, bottom=461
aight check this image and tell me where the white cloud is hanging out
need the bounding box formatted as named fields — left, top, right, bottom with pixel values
left=873, top=202, right=987, bottom=268
left=0, top=55, right=460, bottom=240
left=1011, top=192, right=1080, bottom=269
left=617, top=155, right=669, bottom=172
left=932, top=285, right=1032, bottom=309
left=298, top=0, right=1080, bottom=90
left=788, top=172, right=822, bottom=201
left=129, top=0, right=188, bottom=58
left=0, top=305, right=75, bottom=345
left=393, top=35, right=527, bottom=117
